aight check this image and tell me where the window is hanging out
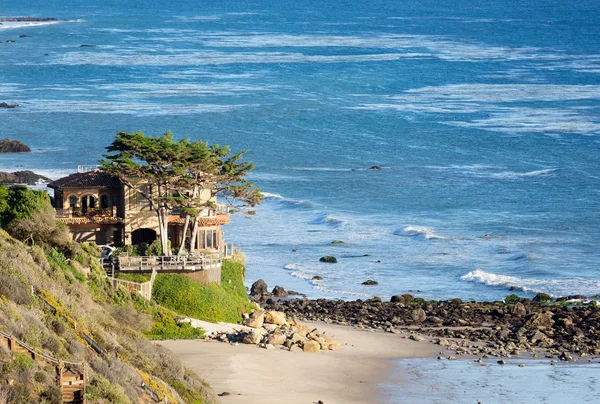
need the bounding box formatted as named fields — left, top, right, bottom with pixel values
left=68, top=195, right=78, bottom=208
left=100, top=194, right=111, bottom=209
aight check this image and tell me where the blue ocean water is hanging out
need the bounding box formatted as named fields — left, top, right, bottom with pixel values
left=1, top=0, right=599, bottom=301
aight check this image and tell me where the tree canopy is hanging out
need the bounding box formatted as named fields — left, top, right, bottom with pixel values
left=101, top=131, right=262, bottom=255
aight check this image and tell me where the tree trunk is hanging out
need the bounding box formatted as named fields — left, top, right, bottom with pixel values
left=158, top=207, right=170, bottom=256
left=177, top=215, right=191, bottom=255
left=189, top=216, right=200, bottom=255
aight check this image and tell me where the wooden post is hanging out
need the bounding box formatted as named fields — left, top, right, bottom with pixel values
left=9, top=336, right=16, bottom=352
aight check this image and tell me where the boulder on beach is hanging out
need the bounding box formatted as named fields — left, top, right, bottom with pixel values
left=264, top=310, right=286, bottom=325
left=272, top=285, right=288, bottom=297
left=319, top=256, right=337, bottom=263
left=0, top=170, right=50, bottom=185
left=243, top=309, right=265, bottom=328
left=250, top=279, right=268, bottom=296
left=0, top=138, right=30, bottom=152
left=390, top=294, right=414, bottom=304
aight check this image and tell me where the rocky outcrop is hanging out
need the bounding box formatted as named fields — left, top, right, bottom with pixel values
left=0, top=170, right=50, bottom=185
left=207, top=313, right=341, bottom=353
left=261, top=296, right=600, bottom=359
left=0, top=139, right=30, bottom=152
left=0, top=103, right=19, bottom=109
left=249, top=279, right=302, bottom=303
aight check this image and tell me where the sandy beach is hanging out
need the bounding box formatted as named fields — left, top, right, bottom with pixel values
left=159, top=322, right=438, bottom=404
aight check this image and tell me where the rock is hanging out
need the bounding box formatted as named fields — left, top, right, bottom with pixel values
left=79, top=44, right=96, bottom=47
left=243, top=310, right=265, bottom=328
left=319, top=256, right=337, bottom=263
left=291, top=333, right=307, bottom=344
left=409, top=334, right=425, bottom=342
left=436, top=338, right=451, bottom=347
left=370, top=296, right=382, bottom=303
left=250, top=279, right=269, bottom=296
left=508, top=302, right=527, bottom=317
left=523, top=312, right=554, bottom=330
left=519, top=363, right=525, bottom=367
left=328, top=342, right=341, bottom=351
left=264, top=311, right=286, bottom=325
left=312, top=276, right=323, bottom=281
left=218, top=392, right=231, bottom=397
left=0, top=170, right=50, bottom=185
left=303, top=340, right=321, bottom=352
left=437, top=356, right=445, bottom=360
left=362, top=280, right=378, bottom=285
left=368, top=166, right=382, bottom=170
left=5, top=40, right=15, bottom=44
left=266, top=334, right=287, bottom=346
left=0, top=138, right=30, bottom=152
left=391, top=294, right=414, bottom=304
left=289, top=344, right=302, bottom=352
left=497, top=359, right=506, bottom=365
left=263, top=344, right=275, bottom=350
left=331, top=240, right=344, bottom=244
left=19, top=35, right=30, bottom=38
left=411, top=308, right=427, bottom=323
left=262, top=323, right=278, bottom=332
left=242, top=329, right=264, bottom=345
left=272, top=285, right=288, bottom=297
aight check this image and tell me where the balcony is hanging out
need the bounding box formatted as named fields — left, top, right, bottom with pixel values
left=55, top=206, right=122, bottom=225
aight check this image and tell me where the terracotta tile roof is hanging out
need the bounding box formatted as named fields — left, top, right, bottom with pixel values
left=48, top=171, right=122, bottom=189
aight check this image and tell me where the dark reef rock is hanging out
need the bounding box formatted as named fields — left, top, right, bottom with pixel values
left=319, top=256, right=337, bottom=263
left=362, top=280, right=378, bottom=285
left=0, top=102, right=19, bottom=109
left=0, top=139, right=30, bottom=152
left=367, top=165, right=382, bottom=170
left=79, top=44, right=96, bottom=48
left=0, top=170, right=51, bottom=185
left=0, top=18, right=58, bottom=22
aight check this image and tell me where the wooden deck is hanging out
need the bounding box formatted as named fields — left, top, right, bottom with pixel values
left=116, top=254, right=222, bottom=273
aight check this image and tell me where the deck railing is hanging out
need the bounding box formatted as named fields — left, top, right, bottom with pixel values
left=116, top=254, right=222, bottom=273
left=56, top=206, right=117, bottom=218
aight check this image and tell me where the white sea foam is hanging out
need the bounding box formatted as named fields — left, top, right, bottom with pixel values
left=461, top=269, right=600, bottom=297
left=395, top=226, right=443, bottom=240
left=0, top=20, right=61, bottom=31
left=311, top=214, right=344, bottom=227
left=8, top=99, right=257, bottom=115
left=490, top=168, right=561, bottom=179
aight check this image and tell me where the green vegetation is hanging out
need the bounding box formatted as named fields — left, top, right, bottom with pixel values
left=152, top=259, right=254, bottom=324
left=0, top=187, right=218, bottom=403
left=319, top=256, right=337, bottom=263
left=533, top=292, right=553, bottom=303
left=101, top=131, right=262, bottom=255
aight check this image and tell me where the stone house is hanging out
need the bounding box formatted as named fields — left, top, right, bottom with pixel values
left=48, top=166, right=231, bottom=254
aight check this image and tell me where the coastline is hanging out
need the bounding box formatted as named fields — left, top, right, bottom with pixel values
left=159, top=321, right=439, bottom=404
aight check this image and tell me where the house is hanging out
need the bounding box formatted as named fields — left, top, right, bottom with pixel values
left=48, top=166, right=231, bottom=254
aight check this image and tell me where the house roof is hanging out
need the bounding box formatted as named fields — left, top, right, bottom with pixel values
left=47, top=171, right=122, bottom=189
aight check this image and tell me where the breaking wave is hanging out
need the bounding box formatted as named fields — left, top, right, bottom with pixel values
left=394, top=226, right=443, bottom=240
left=461, top=269, right=600, bottom=297
left=490, top=168, right=561, bottom=179
left=262, top=192, right=314, bottom=209
left=310, top=214, right=344, bottom=228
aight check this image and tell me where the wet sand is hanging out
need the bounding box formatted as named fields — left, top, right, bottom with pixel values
left=159, top=321, right=438, bottom=404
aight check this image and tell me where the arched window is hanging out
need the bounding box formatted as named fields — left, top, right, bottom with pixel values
left=68, top=195, right=78, bottom=208
left=81, top=195, right=97, bottom=213
left=100, top=194, right=111, bottom=209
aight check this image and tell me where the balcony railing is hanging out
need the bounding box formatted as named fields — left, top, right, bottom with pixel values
left=56, top=206, right=117, bottom=218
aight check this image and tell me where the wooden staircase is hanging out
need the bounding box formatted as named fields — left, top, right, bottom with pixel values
left=0, top=331, right=86, bottom=404
left=60, top=366, right=86, bottom=404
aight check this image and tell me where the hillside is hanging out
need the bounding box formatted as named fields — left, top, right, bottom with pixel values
left=0, top=186, right=220, bottom=403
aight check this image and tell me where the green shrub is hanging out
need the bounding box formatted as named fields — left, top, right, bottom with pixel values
left=505, top=294, right=523, bottom=303
left=87, top=372, right=131, bottom=404
left=152, top=260, right=254, bottom=324
left=533, top=293, right=553, bottom=303
left=47, top=248, right=85, bottom=283
left=144, top=311, right=204, bottom=340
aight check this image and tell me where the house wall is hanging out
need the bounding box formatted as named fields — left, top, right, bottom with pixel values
left=123, top=183, right=160, bottom=245
left=67, top=224, right=120, bottom=245
left=59, top=188, right=122, bottom=211
left=181, top=266, right=222, bottom=285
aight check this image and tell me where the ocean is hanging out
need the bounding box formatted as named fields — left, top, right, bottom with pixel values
left=1, top=0, right=599, bottom=302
